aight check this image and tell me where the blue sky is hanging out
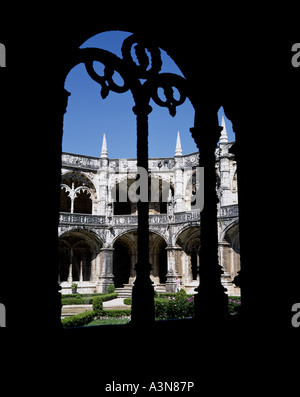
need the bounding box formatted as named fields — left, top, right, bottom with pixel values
left=63, top=31, right=235, bottom=159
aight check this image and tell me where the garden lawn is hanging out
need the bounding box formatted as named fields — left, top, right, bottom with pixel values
left=85, top=317, right=130, bottom=326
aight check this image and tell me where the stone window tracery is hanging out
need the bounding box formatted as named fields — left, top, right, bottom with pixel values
left=60, top=172, right=96, bottom=214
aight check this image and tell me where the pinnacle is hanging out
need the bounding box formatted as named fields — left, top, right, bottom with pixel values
left=101, top=133, right=108, bottom=158
left=220, top=116, right=228, bottom=144
left=175, top=131, right=182, bottom=156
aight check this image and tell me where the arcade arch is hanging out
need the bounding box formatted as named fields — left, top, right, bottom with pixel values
left=222, top=221, right=240, bottom=254
left=113, top=231, right=137, bottom=288
left=220, top=221, right=240, bottom=284
left=112, top=230, right=167, bottom=287
left=176, top=226, right=200, bottom=285
left=58, top=229, right=102, bottom=287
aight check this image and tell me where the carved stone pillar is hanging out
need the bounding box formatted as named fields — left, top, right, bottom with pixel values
left=66, top=247, right=73, bottom=284
left=91, top=256, right=97, bottom=283
left=79, top=258, right=83, bottom=283
left=131, top=103, right=155, bottom=325
left=219, top=241, right=233, bottom=294
left=165, top=246, right=181, bottom=293
left=191, top=112, right=228, bottom=321
left=93, top=252, right=101, bottom=283
left=97, top=248, right=114, bottom=293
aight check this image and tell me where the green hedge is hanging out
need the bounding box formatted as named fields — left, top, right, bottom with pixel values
left=104, top=309, right=131, bottom=317
left=228, top=296, right=241, bottom=315
left=93, top=297, right=104, bottom=316
left=123, top=297, right=132, bottom=305
left=62, top=292, right=104, bottom=299
left=61, top=309, right=132, bottom=328
left=62, top=293, right=241, bottom=328
left=61, top=293, right=118, bottom=306
left=124, top=293, right=241, bottom=317
left=124, top=290, right=193, bottom=320
left=61, top=311, right=95, bottom=328
left=155, top=290, right=194, bottom=320
left=156, top=292, right=193, bottom=299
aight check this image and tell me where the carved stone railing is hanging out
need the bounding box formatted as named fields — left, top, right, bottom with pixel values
left=219, top=204, right=239, bottom=218
left=113, top=214, right=169, bottom=225
left=62, top=151, right=200, bottom=172
left=113, top=214, right=138, bottom=225
left=62, top=153, right=100, bottom=170
left=58, top=207, right=237, bottom=227
left=59, top=212, right=106, bottom=225
left=59, top=210, right=201, bottom=227
left=174, top=210, right=201, bottom=223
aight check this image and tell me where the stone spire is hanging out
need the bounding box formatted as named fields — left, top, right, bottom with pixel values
left=100, top=133, right=108, bottom=158
left=220, top=116, right=228, bottom=144
left=219, top=116, right=230, bottom=206
left=174, top=131, right=183, bottom=212
left=175, top=131, right=182, bottom=156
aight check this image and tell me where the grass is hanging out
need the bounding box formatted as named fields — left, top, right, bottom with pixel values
left=85, top=317, right=130, bottom=326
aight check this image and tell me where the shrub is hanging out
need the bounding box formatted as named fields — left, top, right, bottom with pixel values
left=103, top=309, right=131, bottom=317
left=102, top=293, right=118, bottom=301
left=61, top=293, right=118, bottom=306
left=123, top=298, right=132, bottom=305
left=228, top=296, right=241, bottom=314
left=93, top=297, right=104, bottom=316
left=61, top=298, right=80, bottom=305
left=61, top=311, right=95, bottom=328
left=154, top=290, right=194, bottom=320
left=177, top=289, right=187, bottom=297
left=107, top=284, right=115, bottom=294
left=154, top=300, right=169, bottom=319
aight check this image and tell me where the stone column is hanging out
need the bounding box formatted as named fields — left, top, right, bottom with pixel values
left=165, top=246, right=181, bottom=293
left=131, top=103, right=155, bottom=325
left=67, top=247, right=73, bottom=283
left=79, top=258, right=83, bottom=282
left=93, top=252, right=101, bottom=283
left=191, top=112, right=228, bottom=321
left=97, top=248, right=114, bottom=293
left=91, top=257, right=97, bottom=283
left=219, top=241, right=232, bottom=294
